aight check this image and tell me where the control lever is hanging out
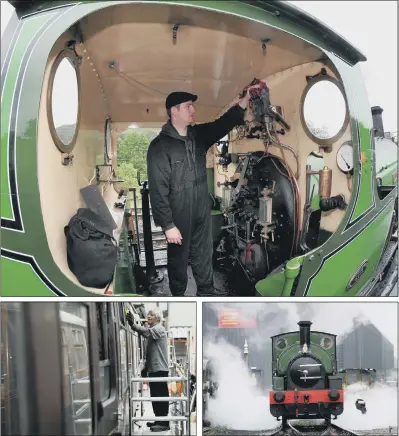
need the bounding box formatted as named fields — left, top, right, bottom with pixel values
left=299, top=183, right=315, bottom=253
left=269, top=105, right=291, bottom=131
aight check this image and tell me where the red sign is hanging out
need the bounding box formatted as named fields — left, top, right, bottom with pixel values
left=218, top=308, right=257, bottom=328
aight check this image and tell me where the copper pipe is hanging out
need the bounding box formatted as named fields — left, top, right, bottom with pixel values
left=306, top=170, right=320, bottom=175
left=264, top=125, right=301, bottom=256
left=347, top=175, right=352, bottom=193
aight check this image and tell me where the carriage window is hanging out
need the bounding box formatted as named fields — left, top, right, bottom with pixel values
left=48, top=50, right=80, bottom=153
left=119, top=304, right=126, bottom=325
left=59, top=304, right=93, bottom=436
left=301, top=76, right=348, bottom=145
left=1, top=303, right=29, bottom=436
left=72, top=329, right=88, bottom=371
left=96, top=303, right=111, bottom=402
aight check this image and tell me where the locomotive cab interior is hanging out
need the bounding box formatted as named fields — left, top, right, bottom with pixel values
left=36, top=2, right=357, bottom=294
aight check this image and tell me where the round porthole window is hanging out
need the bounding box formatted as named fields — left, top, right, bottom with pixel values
left=105, top=118, right=112, bottom=160
left=276, top=338, right=287, bottom=350
left=300, top=75, right=349, bottom=146
left=48, top=49, right=80, bottom=153
left=320, top=336, right=333, bottom=350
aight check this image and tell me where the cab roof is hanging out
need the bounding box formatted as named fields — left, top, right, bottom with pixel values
left=9, top=0, right=367, bottom=65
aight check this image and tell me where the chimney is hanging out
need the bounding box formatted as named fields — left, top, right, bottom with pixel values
left=298, top=321, right=312, bottom=347
left=371, top=106, right=384, bottom=138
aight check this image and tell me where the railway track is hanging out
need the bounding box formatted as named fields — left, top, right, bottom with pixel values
left=204, top=421, right=361, bottom=436
left=279, top=421, right=360, bottom=436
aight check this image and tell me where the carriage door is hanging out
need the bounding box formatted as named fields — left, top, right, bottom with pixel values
left=59, top=303, right=93, bottom=436
left=117, top=304, right=131, bottom=434
left=95, top=303, right=118, bottom=436
left=126, top=306, right=135, bottom=429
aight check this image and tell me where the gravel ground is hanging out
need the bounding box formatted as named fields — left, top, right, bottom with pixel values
left=204, top=425, right=398, bottom=436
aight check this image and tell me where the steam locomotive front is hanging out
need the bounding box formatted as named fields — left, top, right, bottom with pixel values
left=270, top=321, right=344, bottom=422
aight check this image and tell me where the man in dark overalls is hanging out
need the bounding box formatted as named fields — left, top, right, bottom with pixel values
left=147, top=89, right=254, bottom=296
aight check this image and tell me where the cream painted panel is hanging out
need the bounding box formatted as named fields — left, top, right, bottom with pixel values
left=78, top=2, right=321, bottom=123
left=38, top=33, right=117, bottom=294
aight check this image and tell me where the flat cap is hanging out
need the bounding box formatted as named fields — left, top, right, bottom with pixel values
left=165, top=91, right=198, bottom=110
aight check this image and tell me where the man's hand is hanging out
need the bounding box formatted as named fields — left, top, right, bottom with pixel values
left=126, top=310, right=134, bottom=327
left=165, top=227, right=183, bottom=245
left=238, top=84, right=261, bottom=109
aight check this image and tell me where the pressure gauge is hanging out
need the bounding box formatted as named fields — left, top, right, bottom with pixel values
left=336, top=141, right=354, bottom=173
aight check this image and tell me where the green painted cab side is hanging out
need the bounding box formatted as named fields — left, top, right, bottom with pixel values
left=255, top=268, right=285, bottom=296
left=255, top=256, right=304, bottom=296
left=378, top=163, right=397, bottom=186
left=306, top=199, right=394, bottom=296
left=352, top=127, right=374, bottom=221
left=2, top=257, right=56, bottom=296
left=1, top=15, right=55, bottom=219
left=273, top=332, right=335, bottom=374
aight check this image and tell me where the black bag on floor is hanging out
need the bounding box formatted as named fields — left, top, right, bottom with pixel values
left=64, top=208, right=118, bottom=288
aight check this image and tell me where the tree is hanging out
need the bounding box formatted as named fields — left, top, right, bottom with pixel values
left=306, top=119, right=330, bottom=139
left=117, top=161, right=138, bottom=189
left=117, top=130, right=156, bottom=189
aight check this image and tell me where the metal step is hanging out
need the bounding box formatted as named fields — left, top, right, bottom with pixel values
left=139, top=250, right=167, bottom=267
left=132, top=416, right=188, bottom=422
left=140, top=230, right=165, bottom=239
left=131, top=376, right=187, bottom=382
left=72, top=379, right=90, bottom=384
left=131, top=397, right=188, bottom=402
left=154, top=245, right=168, bottom=251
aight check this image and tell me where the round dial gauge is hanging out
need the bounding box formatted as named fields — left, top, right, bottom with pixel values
left=336, top=142, right=353, bottom=173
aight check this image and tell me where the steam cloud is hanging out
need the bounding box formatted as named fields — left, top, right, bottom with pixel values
left=204, top=338, right=279, bottom=431
left=336, top=382, right=397, bottom=429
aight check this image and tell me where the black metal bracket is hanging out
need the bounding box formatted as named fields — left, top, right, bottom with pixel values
left=67, top=40, right=82, bottom=65
left=95, top=164, right=124, bottom=184
left=306, top=67, right=327, bottom=82
left=261, top=38, right=270, bottom=55
left=173, top=24, right=180, bottom=45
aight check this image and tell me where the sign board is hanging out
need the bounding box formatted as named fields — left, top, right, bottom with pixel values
left=218, top=308, right=256, bottom=328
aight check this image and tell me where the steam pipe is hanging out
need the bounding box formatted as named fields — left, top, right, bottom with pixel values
left=371, top=106, right=384, bottom=138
